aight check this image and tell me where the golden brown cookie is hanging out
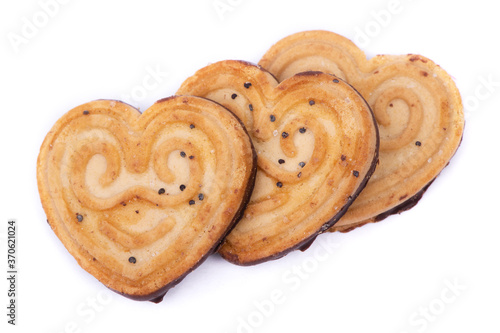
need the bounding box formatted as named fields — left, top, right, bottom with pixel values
left=37, top=97, right=256, bottom=301
left=178, top=60, right=379, bottom=264
left=259, top=30, right=464, bottom=232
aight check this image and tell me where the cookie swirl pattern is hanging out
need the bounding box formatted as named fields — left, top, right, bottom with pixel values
left=259, top=30, right=464, bottom=232
left=37, top=97, right=256, bottom=301
left=178, top=61, right=379, bottom=264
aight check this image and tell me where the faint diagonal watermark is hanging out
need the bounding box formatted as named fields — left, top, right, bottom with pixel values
left=119, top=64, right=171, bottom=108
left=50, top=289, right=114, bottom=333
left=212, top=0, right=246, bottom=21
left=234, top=235, right=342, bottom=333
left=353, top=0, right=417, bottom=47
left=6, top=0, right=72, bottom=54
left=463, top=74, right=499, bottom=120
left=397, top=278, right=466, bottom=333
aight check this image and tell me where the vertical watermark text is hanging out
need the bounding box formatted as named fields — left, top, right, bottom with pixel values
left=6, top=220, right=17, bottom=325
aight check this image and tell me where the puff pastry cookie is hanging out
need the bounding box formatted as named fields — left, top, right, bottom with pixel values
left=178, top=61, right=379, bottom=264
left=37, top=97, right=256, bottom=301
left=260, top=30, right=464, bottom=232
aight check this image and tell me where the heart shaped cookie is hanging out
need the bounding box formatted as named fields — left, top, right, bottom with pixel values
left=259, top=30, right=464, bottom=232
left=178, top=61, right=379, bottom=264
left=37, top=97, right=256, bottom=301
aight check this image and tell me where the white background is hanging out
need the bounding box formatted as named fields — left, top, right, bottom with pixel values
left=1, top=0, right=499, bottom=332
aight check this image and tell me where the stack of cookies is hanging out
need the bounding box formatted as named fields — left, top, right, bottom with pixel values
left=37, top=30, right=464, bottom=302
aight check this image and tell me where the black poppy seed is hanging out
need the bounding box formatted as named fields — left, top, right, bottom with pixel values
left=281, top=132, right=289, bottom=139
left=278, top=159, right=285, bottom=164
left=129, top=257, right=137, bottom=264
left=189, top=155, right=194, bottom=159
left=83, top=110, right=90, bottom=115
left=180, top=184, right=186, bottom=191
left=198, top=193, right=204, bottom=201
left=270, top=115, right=276, bottom=122
left=353, top=170, right=360, bottom=177
left=299, top=127, right=306, bottom=134
left=309, top=100, right=315, bottom=106
left=415, top=141, right=422, bottom=146
left=299, top=161, right=306, bottom=168
left=158, top=188, right=166, bottom=195
left=249, top=104, right=254, bottom=111
left=341, top=155, right=346, bottom=161
left=76, top=214, right=83, bottom=222
left=189, top=200, right=195, bottom=205
left=297, top=172, right=302, bottom=178
left=121, top=202, right=127, bottom=206
left=190, top=124, right=195, bottom=129
left=135, top=210, right=139, bottom=214
left=180, top=151, right=186, bottom=158
left=244, top=82, right=252, bottom=88
left=231, top=93, right=238, bottom=99
left=333, top=79, right=340, bottom=83
left=276, top=182, right=283, bottom=188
